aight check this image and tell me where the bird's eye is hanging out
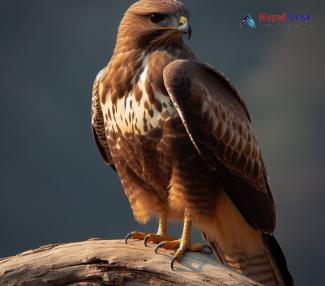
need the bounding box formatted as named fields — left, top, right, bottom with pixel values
left=149, top=13, right=165, bottom=23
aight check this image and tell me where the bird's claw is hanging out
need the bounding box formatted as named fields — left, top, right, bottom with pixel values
left=155, top=240, right=180, bottom=254
left=144, top=234, right=174, bottom=247
left=155, top=241, right=165, bottom=253
left=171, top=256, right=178, bottom=271
left=125, top=232, right=132, bottom=244
left=125, top=232, right=213, bottom=271
left=202, top=244, right=214, bottom=255
left=144, top=234, right=151, bottom=247
left=124, top=231, right=146, bottom=244
left=170, top=247, right=187, bottom=271
left=154, top=240, right=213, bottom=270
left=125, top=231, right=173, bottom=247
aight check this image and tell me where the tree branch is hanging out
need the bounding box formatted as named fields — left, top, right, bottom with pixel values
left=0, top=239, right=260, bottom=286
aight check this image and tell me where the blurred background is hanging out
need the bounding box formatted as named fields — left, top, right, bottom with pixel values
left=0, top=1, right=324, bottom=284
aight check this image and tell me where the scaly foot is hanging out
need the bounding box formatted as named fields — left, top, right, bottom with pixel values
left=124, top=231, right=174, bottom=246
left=144, top=233, right=174, bottom=247
left=125, top=231, right=147, bottom=243
left=155, top=239, right=213, bottom=270
left=125, top=216, right=171, bottom=246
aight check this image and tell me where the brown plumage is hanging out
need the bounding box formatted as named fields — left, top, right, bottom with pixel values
left=91, top=1, right=293, bottom=285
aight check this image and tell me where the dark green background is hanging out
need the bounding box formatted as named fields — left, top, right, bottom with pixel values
left=1, top=1, right=324, bottom=285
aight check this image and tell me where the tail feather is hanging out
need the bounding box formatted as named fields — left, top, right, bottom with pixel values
left=198, top=191, right=294, bottom=285
left=263, top=235, right=294, bottom=286
left=206, top=237, right=291, bottom=285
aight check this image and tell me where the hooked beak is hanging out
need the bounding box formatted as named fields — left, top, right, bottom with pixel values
left=178, top=16, right=192, bottom=39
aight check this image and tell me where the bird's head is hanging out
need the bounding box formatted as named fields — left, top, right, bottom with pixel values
left=115, top=0, right=191, bottom=53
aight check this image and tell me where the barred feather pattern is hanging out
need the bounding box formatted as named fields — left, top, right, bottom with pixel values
left=91, top=1, right=293, bottom=285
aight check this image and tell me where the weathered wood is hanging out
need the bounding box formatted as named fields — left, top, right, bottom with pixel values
left=0, top=239, right=260, bottom=286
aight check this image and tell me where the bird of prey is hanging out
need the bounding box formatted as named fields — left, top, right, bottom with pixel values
left=91, top=0, right=294, bottom=285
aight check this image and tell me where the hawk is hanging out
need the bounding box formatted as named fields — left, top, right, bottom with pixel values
left=91, top=1, right=294, bottom=285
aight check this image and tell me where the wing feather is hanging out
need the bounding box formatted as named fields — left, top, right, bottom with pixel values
left=92, top=68, right=116, bottom=170
left=163, top=60, right=275, bottom=233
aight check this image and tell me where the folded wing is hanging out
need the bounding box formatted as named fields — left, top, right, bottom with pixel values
left=163, top=60, right=275, bottom=233
left=92, top=68, right=116, bottom=170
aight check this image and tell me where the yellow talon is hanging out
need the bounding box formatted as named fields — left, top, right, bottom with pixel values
left=125, top=214, right=170, bottom=245
left=125, top=231, right=147, bottom=244
left=155, top=209, right=213, bottom=270
left=144, top=233, right=174, bottom=247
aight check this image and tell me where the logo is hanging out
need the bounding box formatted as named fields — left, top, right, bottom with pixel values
left=241, top=15, right=256, bottom=29
left=259, top=12, right=311, bottom=23
left=240, top=12, right=312, bottom=30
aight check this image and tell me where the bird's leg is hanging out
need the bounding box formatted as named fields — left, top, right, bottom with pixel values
left=125, top=213, right=174, bottom=245
left=143, top=216, right=174, bottom=246
left=155, top=209, right=213, bottom=270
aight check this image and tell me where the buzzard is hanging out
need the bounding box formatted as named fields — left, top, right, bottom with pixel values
left=92, top=0, right=293, bottom=285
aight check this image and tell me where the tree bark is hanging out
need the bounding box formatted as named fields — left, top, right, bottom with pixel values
left=0, top=239, right=260, bottom=286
